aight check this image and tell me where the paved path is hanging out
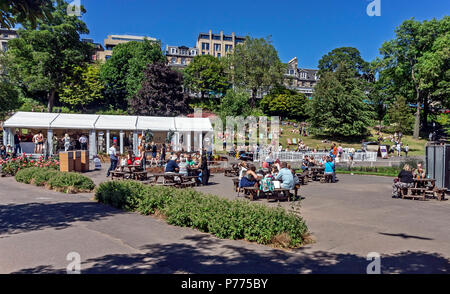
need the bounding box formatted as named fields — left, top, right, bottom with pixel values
left=0, top=173, right=449, bottom=274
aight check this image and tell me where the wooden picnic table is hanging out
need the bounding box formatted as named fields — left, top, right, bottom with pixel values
left=400, top=178, right=446, bottom=201
left=145, top=173, right=197, bottom=188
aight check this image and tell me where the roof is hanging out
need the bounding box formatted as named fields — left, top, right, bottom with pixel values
left=3, top=112, right=212, bottom=132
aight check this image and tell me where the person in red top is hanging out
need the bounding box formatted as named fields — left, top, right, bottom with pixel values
left=127, top=150, right=135, bottom=166
left=332, top=143, right=338, bottom=156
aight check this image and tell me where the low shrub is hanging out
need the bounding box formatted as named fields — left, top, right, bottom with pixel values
left=1, top=155, right=59, bottom=176
left=95, top=181, right=309, bottom=248
left=15, top=167, right=95, bottom=193
left=15, top=167, right=42, bottom=184
left=47, top=172, right=95, bottom=193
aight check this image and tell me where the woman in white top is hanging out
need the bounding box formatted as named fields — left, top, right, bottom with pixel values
left=63, top=134, right=71, bottom=151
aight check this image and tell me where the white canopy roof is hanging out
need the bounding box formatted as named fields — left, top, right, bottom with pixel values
left=94, top=115, right=138, bottom=131
left=3, top=112, right=213, bottom=132
left=50, top=113, right=99, bottom=130
left=136, top=116, right=175, bottom=131
left=2, top=112, right=59, bottom=129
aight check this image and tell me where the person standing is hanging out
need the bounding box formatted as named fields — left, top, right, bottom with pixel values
left=150, top=142, right=158, bottom=167
left=160, top=143, right=166, bottom=166
left=14, top=131, right=22, bottom=155
left=199, top=153, right=209, bottom=186
left=36, top=132, right=44, bottom=154
left=107, top=143, right=118, bottom=177
left=404, top=144, right=409, bottom=157
left=396, top=143, right=402, bottom=157
left=63, top=134, right=71, bottom=152
left=33, top=133, right=39, bottom=153
left=79, top=135, right=88, bottom=150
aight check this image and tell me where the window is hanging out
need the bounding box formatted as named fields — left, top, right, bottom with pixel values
left=223, top=36, right=232, bottom=41
left=289, top=69, right=294, bottom=75
left=213, top=35, right=221, bottom=40
left=105, top=55, right=112, bottom=60
left=202, top=43, right=210, bottom=50
left=170, top=48, right=176, bottom=54
left=217, top=53, right=221, bottom=59
left=181, top=58, right=186, bottom=65
left=191, top=50, right=197, bottom=56
left=214, top=44, right=221, bottom=51
left=300, top=72, right=307, bottom=79
left=200, top=34, right=209, bottom=39
left=106, top=45, right=115, bottom=51
left=2, top=42, right=8, bottom=52
left=171, top=57, right=176, bottom=64
left=225, top=44, right=233, bottom=52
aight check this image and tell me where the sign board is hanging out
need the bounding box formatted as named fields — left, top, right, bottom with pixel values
left=380, top=145, right=388, bottom=159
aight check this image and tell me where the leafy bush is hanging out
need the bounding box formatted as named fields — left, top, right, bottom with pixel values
left=95, top=181, right=309, bottom=248
left=15, top=167, right=42, bottom=184
left=33, top=169, right=60, bottom=186
left=47, top=172, right=95, bottom=193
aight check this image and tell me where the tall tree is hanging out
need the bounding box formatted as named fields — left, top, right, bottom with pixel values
left=0, top=0, right=53, bottom=29
left=377, top=17, right=449, bottom=138
left=309, top=64, right=373, bottom=138
left=387, top=96, right=415, bottom=134
left=129, top=63, right=191, bottom=117
left=59, top=63, right=104, bottom=111
left=100, top=39, right=165, bottom=109
left=318, top=47, right=370, bottom=78
left=260, top=87, right=308, bottom=121
left=183, top=55, right=229, bottom=98
left=226, top=36, right=286, bottom=107
left=6, top=0, right=93, bottom=112
left=218, top=89, right=252, bottom=120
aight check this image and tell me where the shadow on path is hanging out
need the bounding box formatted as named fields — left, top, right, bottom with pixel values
left=0, top=202, right=120, bottom=235
left=13, top=235, right=450, bottom=274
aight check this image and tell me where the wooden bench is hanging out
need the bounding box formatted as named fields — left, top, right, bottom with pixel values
left=400, top=187, right=427, bottom=201
left=242, top=187, right=259, bottom=201
left=224, top=167, right=239, bottom=177
left=111, top=171, right=126, bottom=180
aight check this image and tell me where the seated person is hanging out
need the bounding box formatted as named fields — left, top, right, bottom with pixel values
left=301, top=156, right=310, bottom=171
left=178, top=157, right=188, bottom=176
left=413, top=163, right=426, bottom=179
left=275, top=162, right=294, bottom=190
left=239, top=165, right=260, bottom=188
left=392, top=164, right=414, bottom=198
left=238, top=161, right=248, bottom=180
left=165, top=156, right=179, bottom=173
left=127, top=150, right=135, bottom=166
left=291, top=168, right=300, bottom=186
left=93, top=156, right=102, bottom=170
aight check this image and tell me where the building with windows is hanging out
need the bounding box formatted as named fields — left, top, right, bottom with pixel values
left=96, top=34, right=157, bottom=61
left=166, top=45, right=199, bottom=68
left=196, top=30, right=246, bottom=58
left=0, top=28, right=18, bottom=52
left=285, top=57, right=319, bottom=98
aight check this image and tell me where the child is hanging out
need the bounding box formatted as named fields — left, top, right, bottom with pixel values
left=93, top=156, right=102, bottom=170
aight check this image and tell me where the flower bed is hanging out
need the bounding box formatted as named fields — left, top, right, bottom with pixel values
left=15, top=167, right=95, bottom=194
left=0, top=155, right=59, bottom=176
left=95, top=181, right=309, bottom=249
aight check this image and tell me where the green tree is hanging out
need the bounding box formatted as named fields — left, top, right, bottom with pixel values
left=260, top=87, right=308, bottom=121
left=59, top=63, right=104, bottom=111
left=183, top=55, right=229, bottom=98
left=309, top=64, right=373, bottom=138
left=129, top=62, right=191, bottom=117
left=377, top=17, right=449, bottom=138
left=218, top=89, right=253, bottom=120
left=318, top=47, right=370, bottom=78
left=387, top=96, right=415, bottom=134
left=226, top=36, right=286, bottom=107
left=6, top=0, right=93, bottom=112
left=0, top=0, right=53, bottom=29
left=0, top=80, right=21, bottom=119
left=100, top=39, right=165, bottom=109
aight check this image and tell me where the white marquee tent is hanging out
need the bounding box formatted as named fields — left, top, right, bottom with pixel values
left=3, top=112, right=213, bottom=157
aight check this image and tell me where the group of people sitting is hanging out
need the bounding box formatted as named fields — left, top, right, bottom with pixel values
left=238, top=161, right=299, bottom=191
left=392, top=163, right=427, bottom=198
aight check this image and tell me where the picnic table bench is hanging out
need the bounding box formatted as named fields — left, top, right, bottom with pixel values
left=399, top=178, right=447, bottom=201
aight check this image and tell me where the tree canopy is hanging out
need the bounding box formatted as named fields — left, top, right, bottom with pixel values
left=260, top=87, right=308, bottom=121
left=0, top=0, right=54, bottom=29
left=226, top=36, right=286, bottom=107
left=318, top=47, right=370, bottom=77
left=129, top=62, right=191, bottom=117
left=5, top=0, right=92, bottom=112
left=309, top=64, right=373, bottom=138
left=100, top=39, right=165, bottom=109
left=183, top=55, right=229, bottom=98
left=376, top=16, right=450, bottom=138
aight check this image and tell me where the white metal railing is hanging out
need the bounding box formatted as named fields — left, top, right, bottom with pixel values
left=254, top=150, right=378, bottom=162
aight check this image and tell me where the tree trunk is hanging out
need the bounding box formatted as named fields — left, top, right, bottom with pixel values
left=422, top=93, right=430, bottom=131
left=413, top=95, right=421, bottom=139
left=47, top=90, right=56, bottom=113
left=250, top=88, right=257, bottom=108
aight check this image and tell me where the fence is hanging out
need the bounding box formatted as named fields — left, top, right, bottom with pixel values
left=254, top=150, right=378, bottom=163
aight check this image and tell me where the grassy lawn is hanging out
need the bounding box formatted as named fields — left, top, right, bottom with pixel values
left=279, top=125, right=427, bottom=157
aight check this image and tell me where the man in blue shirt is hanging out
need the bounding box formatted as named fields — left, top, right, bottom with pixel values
left=165, top=155, right=179, bottom=173
left=324, top=156, right=336, bottom=183
left=275, top=162, right=294, bottom=190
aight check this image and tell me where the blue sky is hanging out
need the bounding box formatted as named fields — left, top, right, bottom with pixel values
left=80, top=0, right=449, bottom=69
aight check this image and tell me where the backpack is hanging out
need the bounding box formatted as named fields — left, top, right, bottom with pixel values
left=260, top=177, right=274, bottom=193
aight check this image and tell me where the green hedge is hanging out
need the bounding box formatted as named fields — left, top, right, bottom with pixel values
left=95, top=181, right=309, bottom=248
left=335, top=166, right=400, bottom=177
left=15, top=168, right=95, bottom=193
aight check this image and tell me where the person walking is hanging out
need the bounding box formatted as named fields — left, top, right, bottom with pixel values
left=396, top=143, right=402, bottom=157
left=107, top=143, right=119, bottom=177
